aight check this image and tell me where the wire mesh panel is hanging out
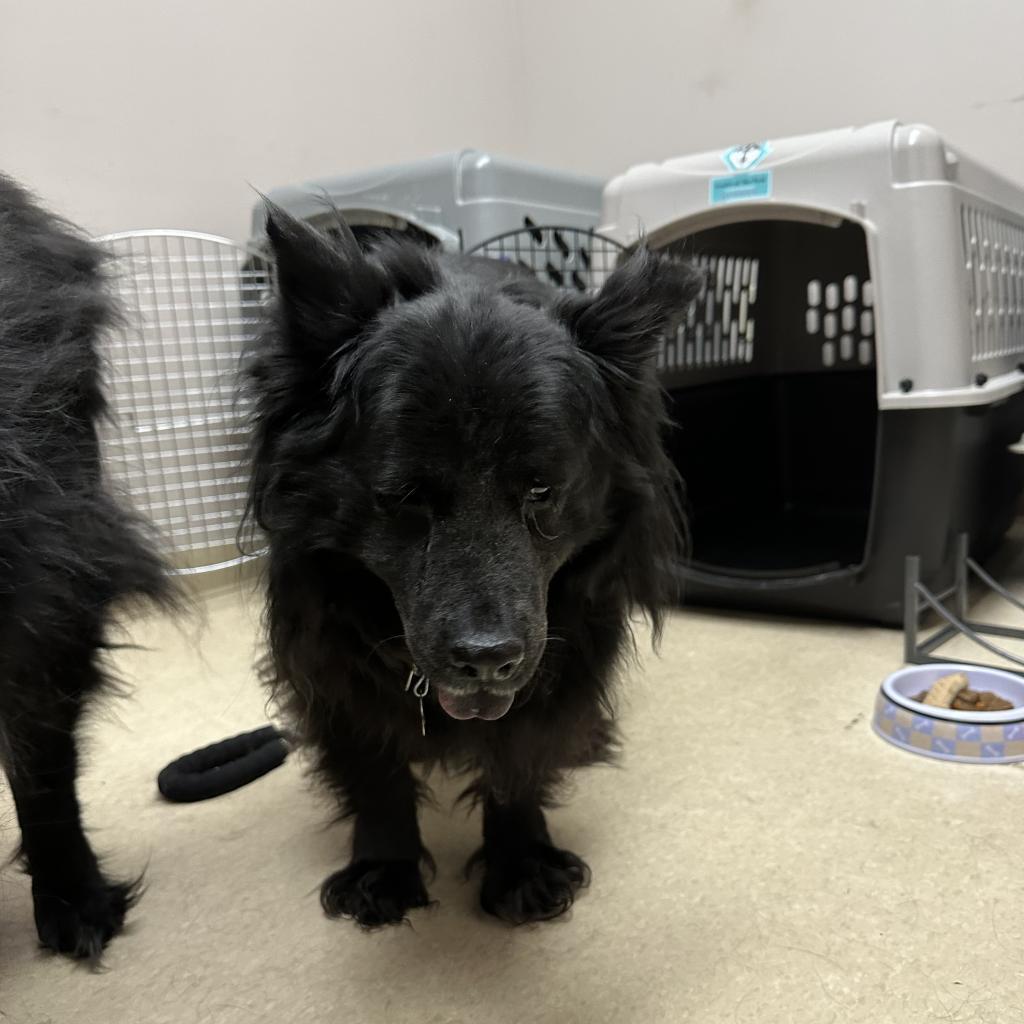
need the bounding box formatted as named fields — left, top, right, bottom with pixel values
left=96, top=231, right=272, bottom=573
left=466, top=225, right=625, bottom=292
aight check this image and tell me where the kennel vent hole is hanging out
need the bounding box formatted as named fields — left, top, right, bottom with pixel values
left=658, top=254, right=759, bottom=372
left=656, top=219, right=875, bottom=382
left=804, top=274, right=875, bottom=367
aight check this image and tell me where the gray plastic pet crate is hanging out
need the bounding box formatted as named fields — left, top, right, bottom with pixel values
left=250, top=150, right=605, bottom=258
left=597, top=120, right=1024, bottom=625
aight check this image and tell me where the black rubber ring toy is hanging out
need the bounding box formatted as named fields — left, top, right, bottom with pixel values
left=158, top=725, right=289, bottom=803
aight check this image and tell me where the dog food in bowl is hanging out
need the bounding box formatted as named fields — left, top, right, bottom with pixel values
left=875, top=663, right=1024, bottom=763
left=911, top=670, right=1015, bottom=712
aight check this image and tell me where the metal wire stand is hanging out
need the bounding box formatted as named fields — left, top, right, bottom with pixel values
left=904, top=534, right=1024, bottom=673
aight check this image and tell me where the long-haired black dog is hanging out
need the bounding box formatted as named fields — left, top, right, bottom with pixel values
left=0, top=175, right=168, bottom=958
left=248, top=207, right=700, bottom=926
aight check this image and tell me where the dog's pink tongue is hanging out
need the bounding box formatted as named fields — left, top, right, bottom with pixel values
left=437, top=688, right=515, bottom=721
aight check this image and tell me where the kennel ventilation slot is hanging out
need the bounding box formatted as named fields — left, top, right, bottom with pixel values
left=962, top=204, right=1024, bottom=362
left=804, top=273, right=875, bottom=368
left=97, top=230, right=273, bottom=573
left=660, top=254, right=758, bottom=372
left=655, top=218, right=875, bottom=388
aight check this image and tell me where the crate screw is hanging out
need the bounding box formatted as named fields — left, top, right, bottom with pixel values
left=975, top=372, right=988, bottom=386
left=899, top=378, right=913, bottom=393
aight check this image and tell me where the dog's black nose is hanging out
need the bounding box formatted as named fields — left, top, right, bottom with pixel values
left=449, top=636, right=525, bottom=684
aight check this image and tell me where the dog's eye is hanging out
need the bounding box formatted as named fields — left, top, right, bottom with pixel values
left=527, top=485, right=552, bottom=504
left=374, top=489, right=424, bottom=515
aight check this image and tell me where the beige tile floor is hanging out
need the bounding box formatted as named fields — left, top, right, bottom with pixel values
left=3, top=550, right=1024, bottom=1023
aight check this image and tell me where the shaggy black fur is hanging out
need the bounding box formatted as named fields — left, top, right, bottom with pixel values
left=0, top=174, right=169, bottom=960
left=248, top=206, right=701, bottom=927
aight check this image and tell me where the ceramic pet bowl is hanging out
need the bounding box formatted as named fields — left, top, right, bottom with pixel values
left=874, top=663, right=1024, bottom=764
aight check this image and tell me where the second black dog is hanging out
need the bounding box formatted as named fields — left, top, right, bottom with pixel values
left=0, top=175, right=169, bottom=959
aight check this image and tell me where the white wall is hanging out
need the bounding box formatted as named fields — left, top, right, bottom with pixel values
left=1, top=0, right=524, bottom=240
left=4, top=0, right=1024, bottom=241
left=513, top=0, right=1024, bottom=186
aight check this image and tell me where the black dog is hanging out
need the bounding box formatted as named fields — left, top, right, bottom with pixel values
left=248, top=207, right=700, bottom=926
left=0, top=175, right=168, bottom=958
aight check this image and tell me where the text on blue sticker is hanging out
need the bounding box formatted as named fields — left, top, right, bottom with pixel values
left=710, top=172, right=772, bottom=205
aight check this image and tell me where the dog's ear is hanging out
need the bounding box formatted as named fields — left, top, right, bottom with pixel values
left=264, top=202, right=393, bottom=360
left=555, top=248, right=704, bottom=383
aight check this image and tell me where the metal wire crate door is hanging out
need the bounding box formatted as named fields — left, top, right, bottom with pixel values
left=97, top=231, right=271, bottom=573
left=466, top=226, right=625, bottom=292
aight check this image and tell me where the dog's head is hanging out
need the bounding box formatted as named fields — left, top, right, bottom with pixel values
left=254, top=208, right=701, bottom=720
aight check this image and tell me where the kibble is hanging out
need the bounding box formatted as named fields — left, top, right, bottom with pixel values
left=913, top=676, right=1015, bottom=713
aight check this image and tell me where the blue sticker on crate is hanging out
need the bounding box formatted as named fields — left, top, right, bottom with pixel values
left=710, top=171, right=772, bottom=205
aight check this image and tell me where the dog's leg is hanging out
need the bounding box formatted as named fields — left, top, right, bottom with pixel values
left=474, top=789, right=590, bottom=924
left=6, top=664, right=137, bottom=960
left=316, top=727, right=431, bottom=928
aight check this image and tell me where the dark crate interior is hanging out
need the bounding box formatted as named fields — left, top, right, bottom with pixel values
left=659, top=216, right=878, bottom=578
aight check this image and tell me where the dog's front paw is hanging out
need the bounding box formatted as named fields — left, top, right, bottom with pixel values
left=32, top=874, right=140, bottom=961
left=320, top=859, right=431, bottom=928
left=478, top=842, right=590, bottom=924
